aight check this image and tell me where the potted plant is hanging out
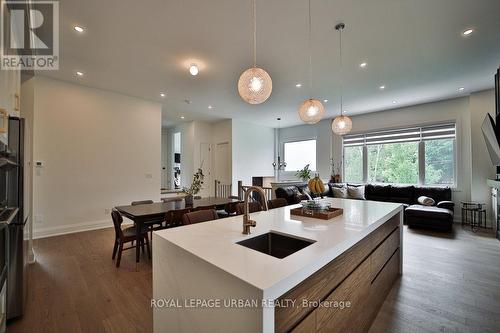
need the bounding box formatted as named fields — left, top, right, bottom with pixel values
left=296, top=164, right=312, bottom=182
left=183, top=168, right=204, bottom=206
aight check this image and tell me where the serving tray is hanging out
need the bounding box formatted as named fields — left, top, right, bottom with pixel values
left=290, top=207, right=343, bottom=220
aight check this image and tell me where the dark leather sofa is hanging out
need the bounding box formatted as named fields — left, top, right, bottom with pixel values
left=275, top=183, right=454, bottom=232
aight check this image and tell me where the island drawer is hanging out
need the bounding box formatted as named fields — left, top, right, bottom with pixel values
left=275, top=212, right=401, bottom=333
left=370, top=227, right=400, bottom=281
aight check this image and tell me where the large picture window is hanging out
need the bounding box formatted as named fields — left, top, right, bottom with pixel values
left=284, top=139, right=317, bottom=171
left=343, top=124, right=456, bottom=186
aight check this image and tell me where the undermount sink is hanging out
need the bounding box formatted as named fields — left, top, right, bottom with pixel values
left=237, top=232, right=316, bottom=259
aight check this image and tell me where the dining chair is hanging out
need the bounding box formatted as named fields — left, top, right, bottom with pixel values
left=235, top=202, right=262, bottom=215
left=195, top=205, right=217, bottom=211
left=268, top=198, right=288, bottom=209
left=111, top=209, right=150, bottom=268
left=182, top=209, right=218, bottom=225
left=131, top=200, right=163, bottom=240
left=165, top=208, right=192, bottom=228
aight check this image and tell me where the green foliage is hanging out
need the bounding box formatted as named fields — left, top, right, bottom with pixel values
left=296, top=164, right=312, bottom=181
left=183, top=168, right=204, bottom=195
left=344, top=138, right=454, bottom=185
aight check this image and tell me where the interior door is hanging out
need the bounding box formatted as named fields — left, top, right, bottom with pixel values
left=199, top=143, right=212, bottom=197
left=215, top=142, right=230, bottom=184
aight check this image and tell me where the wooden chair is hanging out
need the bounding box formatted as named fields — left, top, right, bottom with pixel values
left=111, top=210, right=150, bottom=268
left=268, top=198, right=288, bottom=209
left=131, top=200, right=154, bottom=205
left=131, top=200, right=163, bottom=240
left=182, top=209, right=218, bottom=225
left=165, top=208, right=192, bottom=228
left=195, top=205, right=217, bottom=211
left=236, top=202, right=262, bottom=215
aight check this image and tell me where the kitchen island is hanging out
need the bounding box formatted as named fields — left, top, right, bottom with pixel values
left=153, top=198, right=403, bottom=333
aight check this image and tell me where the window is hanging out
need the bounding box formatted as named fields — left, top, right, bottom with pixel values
left=344, top=146, right=363, bottom=182
left=284, top=139, right=316, bottom=171
left=343, top=124, right=456, bottom=186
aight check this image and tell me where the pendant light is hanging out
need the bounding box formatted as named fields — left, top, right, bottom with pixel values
left=298, top=0, right=325, bottom=124
left=238, top=0, right=272, bottom=104
left=331, top=23, right=353, bottom=135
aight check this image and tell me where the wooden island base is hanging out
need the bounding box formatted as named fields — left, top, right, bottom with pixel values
left=275, top=212, right=402, bottom=333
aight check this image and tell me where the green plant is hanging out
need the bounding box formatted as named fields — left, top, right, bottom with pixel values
left=296, top=164, right=312, bottom=182
left=183, top=168, right=204, bottom=195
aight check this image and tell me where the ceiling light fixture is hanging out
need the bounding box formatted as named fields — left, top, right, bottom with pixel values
left=462, top=28, right=474, bottom=36
left=458, top=87, right=465, bottom=92
left=238, top=0, right=272, bottom=104
left=359, top=62, right=367, bottom=68
left=76, top=71, right=84, bottom=77
left=208, top=105, right=213, bottom=109
left=160, top=93, right=166, bottom=97
left=298, top=0, right=325, bottom=124
left=324, top=99, right=328, bottom=103
left=379, top=85, right=385, bottom=90
left=74, top=26, right=84, bottom=33
left=295, top=83, right=302, bottom=88
left=180, top=116, right=185, bottom=119
left=392, top=100, right=397, bottom=104
left=331, top=23, right=353, bottom=136
left=189, top=64, right=199, bottom=76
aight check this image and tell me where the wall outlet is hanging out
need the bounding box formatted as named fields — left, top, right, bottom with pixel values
left=35, top=215, right=43, bottom=224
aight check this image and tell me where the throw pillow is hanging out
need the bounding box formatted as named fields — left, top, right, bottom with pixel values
left=347, top=185, right=365, bottom=200
left=332, top=186, right=348, bottom=198
left=417, top=196, right=435, bottom=206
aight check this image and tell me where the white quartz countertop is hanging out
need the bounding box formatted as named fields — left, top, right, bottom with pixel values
left=155, top=198, right=402, bottom=299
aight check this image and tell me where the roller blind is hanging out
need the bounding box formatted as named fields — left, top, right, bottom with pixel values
left=343, top=123, right=455, bottom=147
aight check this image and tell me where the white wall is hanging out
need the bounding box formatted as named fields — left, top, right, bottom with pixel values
left=231, top=120, right=274, bottom=193
left=162, top=119, right=233, bottom=196
left=278, top=92, right=496, bottom=223
left=278, top=119, right=332, bottom=181
left=470, top=90, right=496, bottom=219
left=32, top=76, right=162, bottom=238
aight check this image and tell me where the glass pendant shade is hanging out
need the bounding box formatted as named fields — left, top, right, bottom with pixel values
left=298, top=99, right=325, bottom=124
left=331, top=115, right=353, bottom=135
left=238, top=67, right=273, bottom=104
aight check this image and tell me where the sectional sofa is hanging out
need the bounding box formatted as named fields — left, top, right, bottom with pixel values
left=275, top=183, right=454, bottom=232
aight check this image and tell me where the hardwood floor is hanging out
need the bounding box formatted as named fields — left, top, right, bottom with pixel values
left=8, top=228, right=153, bottom=333
left=370, top=226, right=500, bottom=333
left=7, top=225, right=500, bottom=333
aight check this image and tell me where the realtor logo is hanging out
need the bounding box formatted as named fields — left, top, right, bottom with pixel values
left=1, top=0, right=59, bottom=70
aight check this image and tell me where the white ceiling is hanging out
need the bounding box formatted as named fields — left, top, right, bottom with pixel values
left=42, top=0, right=500, bottom=128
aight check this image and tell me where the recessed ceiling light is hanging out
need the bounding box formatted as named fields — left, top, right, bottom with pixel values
left=189, top=64, right=199, bottom=76
left=208, top=105, right=213, bottom=109
left=295, top=83, right=302, bottom=88
left=180, top=116, right=185, bottom=119
left=75, top=71, right=84, bottom=77
left=462, top=28, right=474, bottom=36
left=392, top=100, right=397, bottom=104
left=359, top=62, right=367, bottom=68
left=74, top=26, right=84, bottom=33
left=379, top=85, right=385, bottom=90
left=160, top=93, right=166, bottom=97
left=323, top=99, right=328, bottom=103
left=458, top=87, right=465, bottom=92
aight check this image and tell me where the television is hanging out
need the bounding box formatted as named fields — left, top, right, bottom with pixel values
left=174, top=153, right=181, bottom=164
left=481, top=66, right=500, bottom=177
left=482, top=113, right=500, bottom=165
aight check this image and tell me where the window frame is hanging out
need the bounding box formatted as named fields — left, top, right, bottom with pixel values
left=342, top=123, right=457, bottom=187
left=281, top=138, right=318, bottom=177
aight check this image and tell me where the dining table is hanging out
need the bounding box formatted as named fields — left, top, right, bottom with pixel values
left=115, top=197, right=242, bottom=267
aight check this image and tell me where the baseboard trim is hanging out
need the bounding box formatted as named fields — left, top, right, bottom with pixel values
left=33, top=219, right=133, bottom=239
